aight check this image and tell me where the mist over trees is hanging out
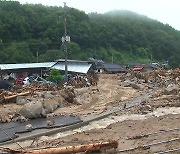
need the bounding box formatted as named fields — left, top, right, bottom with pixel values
left=0, top=1, right=180, bottom=67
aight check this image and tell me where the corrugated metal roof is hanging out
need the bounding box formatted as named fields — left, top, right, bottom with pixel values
left=96, top=62, right=126, bottom=72
left=0, top=62, right=56, bottom=70
left=55, top=59, right=90, bottom=63
left=52, top=63, right=92, bottom=74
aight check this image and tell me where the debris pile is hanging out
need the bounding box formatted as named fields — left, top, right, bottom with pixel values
left=0, top=84, right=78, bottom=123
left=0, top=70, right=179, bottom=153
left=65, top=74, right=99, bottom=88
left=119, top=69, right=180, bottom=90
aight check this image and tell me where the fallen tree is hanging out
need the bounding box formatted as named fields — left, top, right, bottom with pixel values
left=4, top=91, right=31, bottom=101
left=0, top=140, right=118, bottom=154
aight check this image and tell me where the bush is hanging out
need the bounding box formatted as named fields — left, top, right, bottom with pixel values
left=47, top=68, right=62, bottom=83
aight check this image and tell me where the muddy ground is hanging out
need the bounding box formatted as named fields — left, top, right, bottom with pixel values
left=1, top=72, right=180, bottom=153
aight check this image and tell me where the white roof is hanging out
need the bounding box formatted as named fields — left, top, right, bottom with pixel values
left=0, top=62, right=56, bottom=70
left=55, top=59, right=90, bottom=63
left=52, top=63, right=92, bottom=74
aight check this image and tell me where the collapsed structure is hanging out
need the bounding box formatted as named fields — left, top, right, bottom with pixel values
left=0, top=59, right=179, bottom=153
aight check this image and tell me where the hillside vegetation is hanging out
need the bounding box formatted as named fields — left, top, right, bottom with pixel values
left=0, top=1, right=180, bottom=67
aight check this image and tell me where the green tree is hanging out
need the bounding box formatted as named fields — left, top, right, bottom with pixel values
left=47, top=68, right=62, bottom=83
left=0, top=1, right=180, bottom=64
left=38, top=49, right=64, bottom=62
left=4, top=42, right=34, bottom=63
left=169, top=54, right=180, bottom=68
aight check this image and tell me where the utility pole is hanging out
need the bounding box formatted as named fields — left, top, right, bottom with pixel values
left=36, top=50, right=39, bottom=63
left=62, top=2, right=70, bottom=82
left=110, top=45, right=114, bottom=63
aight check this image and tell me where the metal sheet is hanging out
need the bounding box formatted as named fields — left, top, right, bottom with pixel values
left=0, top=62, right=56, bottom=70
left=52, top=63, right=92, bottom=74
left=0, top=115, right=82, bottom=143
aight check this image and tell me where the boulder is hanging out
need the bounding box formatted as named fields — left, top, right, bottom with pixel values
left=19, top=101, right=43, bottom=119
left=55, top=95, right=69, bottom=107
left=16, top=96, right=40, bottom=105
left=36, top=91, right=54, bottom=99
left=43, top=99, right=59, bottom=113
left=16, top=96, right=29, bottom=105
left=60, top=88, right=76, bottom=103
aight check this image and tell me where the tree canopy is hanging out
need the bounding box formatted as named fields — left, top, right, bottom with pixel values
left=0, top=1, right=180, bottom=67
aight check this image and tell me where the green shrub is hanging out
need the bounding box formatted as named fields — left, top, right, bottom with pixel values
left=47, top=68, right=62, bottom=83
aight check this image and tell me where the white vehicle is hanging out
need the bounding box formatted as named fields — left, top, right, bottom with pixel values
left=22, top=77, right=30, bottom=87
left=23, top=75, right=52, bottom=86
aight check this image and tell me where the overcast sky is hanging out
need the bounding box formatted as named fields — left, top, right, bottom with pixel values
left=16, top=0, right=180, bottom=30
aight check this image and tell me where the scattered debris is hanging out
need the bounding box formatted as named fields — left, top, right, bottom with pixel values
left=0, top=69, right=179, bottom=153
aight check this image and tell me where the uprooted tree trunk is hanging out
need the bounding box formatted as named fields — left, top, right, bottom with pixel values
left=1, top=91, right=31, bottom=103
left=1, top=140, right=118, bottom=154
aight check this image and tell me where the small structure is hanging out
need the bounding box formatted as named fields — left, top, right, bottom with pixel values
left=0, top=62, right=56, bottom=80
left=0, top=60, right=93, bottom=80
left=0, top=62, right=55, bottom=74
left=95, top=62, right=127, bottom=73
left=133, top=64, right=161, bottom=72
left=88, top=58, right=127, bottom=73
left=52, top=59, right=93, bottom=74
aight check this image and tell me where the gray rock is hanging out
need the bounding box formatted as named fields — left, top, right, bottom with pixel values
left=122, top=80, right=131, bottom=87
left=16, top=96, right=29, bottom=105
left=16, top=96, right=39, bottom=105
left=43, top=99, right=59, bottom=113
left=19, top=101, right=43, bottom=118
left=26, top=124, right=33, bottom=130
left=130, top=83, right=141, bottom=89
left=36, top=91, right=54, bottom=99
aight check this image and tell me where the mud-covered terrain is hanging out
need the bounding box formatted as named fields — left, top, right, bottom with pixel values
left=0, top=69, right=180, bottom=153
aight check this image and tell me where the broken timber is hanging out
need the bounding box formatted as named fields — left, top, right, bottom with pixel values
left=3, top=91, right=30, bottom=101
left=5, top=140, right=118, bottom=154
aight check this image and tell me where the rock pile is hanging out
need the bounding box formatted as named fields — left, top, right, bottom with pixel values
left=120, top=69, right=180, bottom=90
left=0, top=86, right=78, bottom=123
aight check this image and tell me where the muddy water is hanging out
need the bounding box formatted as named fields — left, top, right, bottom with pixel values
left=42, top=107, right=180, bottom=140
left=5, top=107, right=179, bottom=149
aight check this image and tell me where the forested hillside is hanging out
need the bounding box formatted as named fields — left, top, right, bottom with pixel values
left=0, top=1, right=180, bottom=67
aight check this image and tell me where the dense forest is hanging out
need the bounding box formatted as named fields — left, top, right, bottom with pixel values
left=0, top=1, right=180, bottom=68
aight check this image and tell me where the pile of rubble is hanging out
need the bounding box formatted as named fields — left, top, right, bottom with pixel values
left=119, top=69, right=180, bottom=90
left=0, top=73, right=100, bottom=123
left=118, top=68, right=180, bottom=115
left=65, top=74, right=99, bottom=88
left=0, top=85, right=77, bottom=123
